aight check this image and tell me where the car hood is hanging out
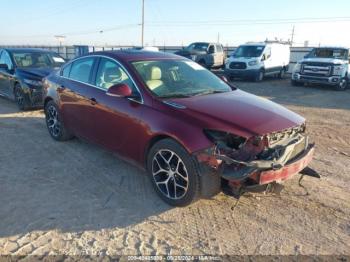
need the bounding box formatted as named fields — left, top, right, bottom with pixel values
left=16, top=67, right=57, bottom=79
left=175, top=49, right=207, bottom=57
left=168, top=89, right=305, bottom=137
left=301, top=57, right=347, bottom=65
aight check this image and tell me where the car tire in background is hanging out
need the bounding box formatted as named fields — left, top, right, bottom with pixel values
left=335, top=77, right=348, bottom=91
left=278, top=68, right=286, bottom=79
left=14, top=84, right=30, bottom=110
left=44, top=100, right=74, bottom=141
left=255, top=70, right=264, bottom=82
left=147, top=138, right=202, bottom=206
left=291, top=80, right=304, bottom=86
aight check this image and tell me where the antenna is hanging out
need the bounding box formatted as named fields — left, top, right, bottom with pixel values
left=141, top=0, right=145, bottom=47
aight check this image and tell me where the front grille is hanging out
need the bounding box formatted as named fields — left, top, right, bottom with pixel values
left=229, top=62, right=247, bottom=69
left=301, top=62, right=332, bottom=77
left=300, top=76, right=329, bottom=82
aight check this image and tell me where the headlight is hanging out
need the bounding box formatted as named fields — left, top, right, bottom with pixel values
left=333, top=65, right=345, bottom=76
left=204, top=129, right=246, bottom=150
left=248, top=60, right=258, bottom=66
left=190, top=55, right=197, bottom=61
left=24, top=79, right=42, bottom=87
left=293, top=63, right=302, bottom=73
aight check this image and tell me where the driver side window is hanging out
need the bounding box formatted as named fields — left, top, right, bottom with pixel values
left=95, top=58, right=136, bottom=92
left=0, top=51, right=13, bottom=70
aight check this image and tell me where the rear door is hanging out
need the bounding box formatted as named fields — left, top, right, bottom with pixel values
left=59, top=56, right=98, bottom=140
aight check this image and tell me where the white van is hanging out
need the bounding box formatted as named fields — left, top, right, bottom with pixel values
left=225, top=42, right=290, bottom=81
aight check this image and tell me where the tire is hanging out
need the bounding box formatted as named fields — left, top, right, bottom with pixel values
left=44, top=100, right=74, bottom=141
left=335, top=78, right=348, bottom=91
left=291, top=80, right=303, bottom=86
left=14, top=84, right=30, bottom=110
left=278, top=68, right=286, bottom=79
left=147, top=139, right=201, bottom=206
left=255, top=70, right=264, bottom=82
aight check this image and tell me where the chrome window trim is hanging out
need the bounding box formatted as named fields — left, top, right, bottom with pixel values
left=60, top=55, right=144, bottom=104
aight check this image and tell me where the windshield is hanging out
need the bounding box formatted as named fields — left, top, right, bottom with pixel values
left=233, top=45, right=265, bottom=58
left=186, top=43, right=209, bottom=52
left=12, top=51, right=65, bottom=68
left=132, top=60, right=232, bottom=98
left=308, top=48, right=348, bottom=60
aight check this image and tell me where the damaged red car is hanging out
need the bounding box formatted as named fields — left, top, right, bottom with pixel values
left=43, top=50, right=317, bottom=206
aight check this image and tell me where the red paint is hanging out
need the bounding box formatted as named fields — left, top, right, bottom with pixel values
left=44, top=51, right=309, bottom=170
left=259, top=146, right=315, bottom=185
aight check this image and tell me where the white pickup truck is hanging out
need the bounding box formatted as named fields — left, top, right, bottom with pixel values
left=292, top=47, right=350, bottom=91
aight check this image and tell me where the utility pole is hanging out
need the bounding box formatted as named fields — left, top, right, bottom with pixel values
left=217, top=32, right=220, bottom=43
left=141, top=0, right=145, bottom=47
left=290, top=25, right=295, bottom=47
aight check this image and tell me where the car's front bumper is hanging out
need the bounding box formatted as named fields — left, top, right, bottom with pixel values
left=196, top=134, right=317, bottom=192
left=224, top=68, right=260, bottom=79
left=23, top=86, right=44, bottom=107
left=292, top=73, right=342, bottom=85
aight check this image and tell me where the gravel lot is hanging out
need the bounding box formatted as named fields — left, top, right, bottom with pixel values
left=0, top=78, right=350, bottom=257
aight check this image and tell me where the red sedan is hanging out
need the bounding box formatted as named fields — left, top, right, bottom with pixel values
left=43, top=50, right=316, bottom=206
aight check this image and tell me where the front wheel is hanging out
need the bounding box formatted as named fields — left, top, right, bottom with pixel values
left=147, top=139, right=201, bottom=206
left=335, top=78, right=348, bottom=91
left=44, top=100, right=74, bottom=141
left=14, top=84, right=30, bottom=110
left=255, top=70, right=264, bottom=82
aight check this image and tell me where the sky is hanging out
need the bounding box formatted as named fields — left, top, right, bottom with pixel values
left=1, top=0, right=350, bottom=47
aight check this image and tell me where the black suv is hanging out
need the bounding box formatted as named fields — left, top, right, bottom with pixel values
left=0, top=48, right=65, bottom=110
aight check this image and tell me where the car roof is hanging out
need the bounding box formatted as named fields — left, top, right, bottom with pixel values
left=86, top=50, right=182, bottom=62
left=314, top=46, right=349, bottom=50
left=3, top=48, right=56, bottom=53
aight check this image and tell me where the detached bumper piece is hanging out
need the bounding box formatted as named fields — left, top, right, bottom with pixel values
left=217, top=134, right=319, bottom=189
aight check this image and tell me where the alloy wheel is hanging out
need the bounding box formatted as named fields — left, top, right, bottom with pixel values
left=15, top=88, right=24, bottom=107
left=46, top=105, right=61, bottom=138
left=152, top=149, right=189, bottom=200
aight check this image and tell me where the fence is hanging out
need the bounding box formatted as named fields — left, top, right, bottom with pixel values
left=0, top=45, right=312, bottom=72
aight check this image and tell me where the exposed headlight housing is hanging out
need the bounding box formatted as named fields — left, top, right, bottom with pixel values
left=333, top=65, right=345, bottom=76
left=204, top=129, right=247, bottom=150
left=24, top=79, right=42, bottom=87
left=293, top=63, right=302, bottom=73
left=248, top=60, right=258, bottom=66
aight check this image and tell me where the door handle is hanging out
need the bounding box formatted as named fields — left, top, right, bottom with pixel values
left=90, top=98, right=98, bottom=105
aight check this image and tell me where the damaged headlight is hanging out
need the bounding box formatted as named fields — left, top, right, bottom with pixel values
left=203, top=129, right=247, bottom=150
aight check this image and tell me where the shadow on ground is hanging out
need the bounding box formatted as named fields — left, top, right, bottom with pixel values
left=0, top=115, right=172, bottom=238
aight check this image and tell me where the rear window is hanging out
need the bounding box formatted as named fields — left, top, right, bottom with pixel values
left=69, top=58, right=94, bottom=83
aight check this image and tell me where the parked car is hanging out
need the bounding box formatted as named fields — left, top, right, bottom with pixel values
left=175, top=42, right=226, bottom=69
left=225, top=42, right=290, bottom=81
left=291, top=46, right=350, bottom=91
left=43, top=50, right=316, bottom=206
left=0, top=48, right=66, bottom=110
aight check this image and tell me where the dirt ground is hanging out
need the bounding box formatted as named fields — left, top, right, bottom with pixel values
left=0, top=78, right=349, bottom=257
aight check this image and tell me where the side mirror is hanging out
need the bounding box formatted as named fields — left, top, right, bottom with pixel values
left=106, top=83, right=132, bottom=98
left=261, top=55, right=266, bottom=61
left=0, top=64, right=9, bottom=71
left=208, top=47, right=215, bottom=54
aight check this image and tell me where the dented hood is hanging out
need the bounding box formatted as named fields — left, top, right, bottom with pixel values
left=169, top=89, right=305, bottom=137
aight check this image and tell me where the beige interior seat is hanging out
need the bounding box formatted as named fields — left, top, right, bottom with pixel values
left=146, top=66, right=163, bottom=90
left=101, top=67, right=123, bottom=89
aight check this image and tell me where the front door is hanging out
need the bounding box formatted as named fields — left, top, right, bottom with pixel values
left=87, top=57, right=144, bottom=157
left=0, top=50, right=15, bottom=97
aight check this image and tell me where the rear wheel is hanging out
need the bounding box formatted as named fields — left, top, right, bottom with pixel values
left=44, top=100, right=73, bottom=141
left=278, top=68, right=286, bottom=79
left=14, top=84, right=30, bottom=110
left=147, top=139, right=201, bottom=206
left=335, top=78, right=347, bottom=91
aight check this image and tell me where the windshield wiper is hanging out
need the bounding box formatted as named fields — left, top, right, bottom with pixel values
left=192, top=90, right=228, bottom=96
